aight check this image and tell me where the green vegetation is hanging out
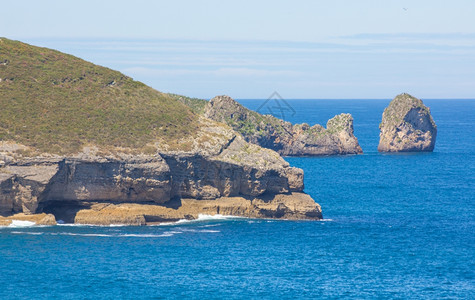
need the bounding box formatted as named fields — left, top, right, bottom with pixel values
left=226, top=115, right=265, bottom=137
left=382, top=93, right=432, bottom=127
left=167, top=93, right=208, bottom=115
left=225, top=108, right=291, bottom=138
left=0, top=38, right=200, bottom=154
left=326, top=114, right=349, bottom=134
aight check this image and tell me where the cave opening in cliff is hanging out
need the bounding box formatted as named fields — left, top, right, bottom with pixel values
left=41, top=200, right=89, bottom=224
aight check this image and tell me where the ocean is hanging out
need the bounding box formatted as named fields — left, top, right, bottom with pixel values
left=1, top=99, right=474, bottom=299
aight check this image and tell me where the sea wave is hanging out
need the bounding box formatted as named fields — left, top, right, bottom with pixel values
left=11, top=231, right=44, bottom=235
left=8, top=220, right=37, bottom=228
left=2, top=214, right=327, bottom=229
left=57, top=223, right=130, bottom=227
left=159, top=214, right=244, bottom=226
left=8, top=231, right=180, bottom=238
left=6, top=228, right=219, bottom=238
left=119, top=233, right=175, bottom=238
left=180, top=228, right=220, bottom=233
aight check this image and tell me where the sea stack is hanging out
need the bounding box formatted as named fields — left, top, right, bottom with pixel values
left=378, top=93, right=437, bottom=152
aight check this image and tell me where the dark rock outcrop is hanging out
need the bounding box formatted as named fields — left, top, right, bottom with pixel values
left=378, top=93, right=437, bottom=152
left=204, top=95, right=362, bottom=156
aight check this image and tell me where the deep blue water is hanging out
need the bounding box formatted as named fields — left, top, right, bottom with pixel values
left=1, top=99, right=474, bottom=299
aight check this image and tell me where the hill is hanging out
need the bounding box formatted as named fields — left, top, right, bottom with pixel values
left=0, top=38, right=322, bottom=224
left=0, top=38, right=199, bottom=154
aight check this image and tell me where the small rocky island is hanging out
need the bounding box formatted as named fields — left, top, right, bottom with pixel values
left=204, top=95, right=363, bottom=156
left=0, top=38, right=322, bottom=226
left=378, top=93, right=437, bottom=152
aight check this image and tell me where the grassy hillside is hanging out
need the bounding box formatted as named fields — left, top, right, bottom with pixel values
left=166, top=93, right=208, bottom=115
left=0, top=38, right=200, bottom=154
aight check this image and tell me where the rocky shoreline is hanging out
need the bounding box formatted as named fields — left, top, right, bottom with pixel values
left=0, top=39, right=440, bottom=227
left=0, top=131, right=322, bottom=225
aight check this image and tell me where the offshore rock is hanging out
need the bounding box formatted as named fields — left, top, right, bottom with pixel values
left=378, top=93, right=437, bottom=152
left=204, top=95, right=362, bottom=156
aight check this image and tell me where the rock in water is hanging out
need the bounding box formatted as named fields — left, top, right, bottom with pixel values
left=378, top=93, right=437, bottom=152
left=204, top=95, right=363, bottom=156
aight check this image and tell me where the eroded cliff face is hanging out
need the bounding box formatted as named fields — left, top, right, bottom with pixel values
left=204, top=95, right=362, bottom=156
left=378, top=93, right=437, bottom=152
left=0, top=132, right=320, bottom=225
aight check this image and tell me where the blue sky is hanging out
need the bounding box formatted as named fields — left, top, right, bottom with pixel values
left=1, top=0, right=474, bottom=99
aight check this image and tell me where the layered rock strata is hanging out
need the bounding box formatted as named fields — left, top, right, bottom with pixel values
left=0, top=133, right=322, bottom=225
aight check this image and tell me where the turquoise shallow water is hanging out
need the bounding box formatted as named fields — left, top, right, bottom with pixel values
left=1, top=99, right=474, bottom=299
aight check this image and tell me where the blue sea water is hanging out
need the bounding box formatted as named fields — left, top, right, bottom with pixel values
left=1, top=99, right=474, bottom=299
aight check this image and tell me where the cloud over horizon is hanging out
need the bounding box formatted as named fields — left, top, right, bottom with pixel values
left=2, top=0, right=474, bottom=98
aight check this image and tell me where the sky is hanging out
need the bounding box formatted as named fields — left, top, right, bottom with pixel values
left=1, top=0, right=474, bottom=99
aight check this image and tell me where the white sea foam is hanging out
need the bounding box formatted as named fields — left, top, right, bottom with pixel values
left=160, top=214, right=244, bottom=226
left=11, top=231, right=44, bottom=235
left=197, top=214, right=244, bottom=221
left=57, top=223, right=129, bottom=227
left=55, top=232, right=113, bottom=237
left=199, top=224, right=221, bottom=228
left=119, top=233, right=175, bottom=238
left=166, top=230, right=184, bottom=234
left=7, top=231, right=177, bottom=238
left=8, top=220, right=36, bottom=227
left=180, top=228, right=220, bottom=233
left=196, top=229, right=220, bottom=233
left=58, top=232, right=178, bottom=238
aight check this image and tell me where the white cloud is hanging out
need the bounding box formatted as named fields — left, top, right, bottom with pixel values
left=122, top=67, right=302, bottom=78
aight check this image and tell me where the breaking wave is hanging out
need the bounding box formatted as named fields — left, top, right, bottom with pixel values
left=8, top=220, right=37, bottom=228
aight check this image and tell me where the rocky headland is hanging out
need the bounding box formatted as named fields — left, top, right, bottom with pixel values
left=204, top=95, right=363, bottom=156
left=0, top=38, right=322, bottom=225
left=378, top=93, right=437, bottom=152
left=0, top=134, right=321, bottom=226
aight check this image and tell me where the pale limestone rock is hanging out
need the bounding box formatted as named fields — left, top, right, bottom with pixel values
left=71, top=192, right=322, bottom=226
left=204, top=95, right=362, bottom=156
left=378, top=93, right=437, bottom=152
left=0, top=213, right=57, bottom=226
left=0, top=138, right=321, bottom=222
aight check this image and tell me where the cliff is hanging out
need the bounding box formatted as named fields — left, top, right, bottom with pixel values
left=378, top=93, right=437, bottom=152
left=204, top=95, right=363, bottom=156
left=0, top=38, right=322, bottom=225
left=0, top=129, right=321, bottom=225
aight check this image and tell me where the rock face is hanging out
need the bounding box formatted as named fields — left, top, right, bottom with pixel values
left=204, top=95, right=362, bottom=156
left=69, top=193, right=321, bottom=226
left=0, top=213, right=57, bottom=226
left=0, top=132, right=322, bottom=224
left=378, top=93, right=437, bottom=152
